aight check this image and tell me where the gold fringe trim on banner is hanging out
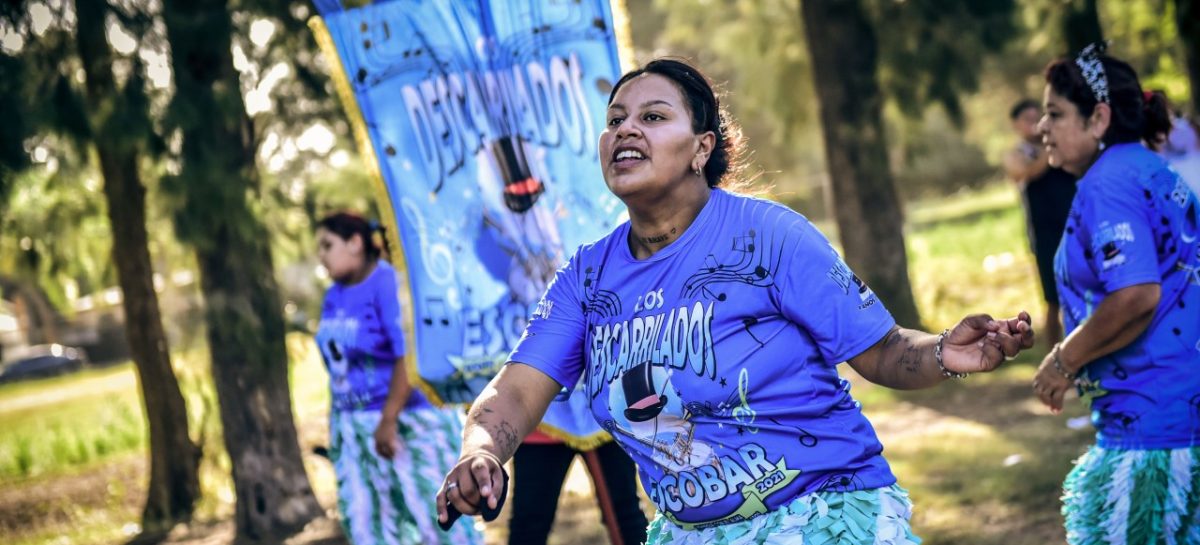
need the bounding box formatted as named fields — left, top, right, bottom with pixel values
left=537, top=424, right=614, bottom=452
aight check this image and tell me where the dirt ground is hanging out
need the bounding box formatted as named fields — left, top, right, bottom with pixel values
left=0, top=426, right=618, bottom=545
left=0, top=369, right=1078, bottom=545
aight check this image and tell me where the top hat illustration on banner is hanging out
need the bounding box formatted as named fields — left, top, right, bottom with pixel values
left=490, top=136, right=545, bottom=214
left=622, top=361, right=668, bottom=422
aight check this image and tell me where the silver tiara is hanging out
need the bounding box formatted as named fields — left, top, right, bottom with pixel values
left=1075, top=41, right=1109, bottom=104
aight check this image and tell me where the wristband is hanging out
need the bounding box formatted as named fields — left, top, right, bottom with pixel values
left=1052, top=343, right=1076, bottom=380
left=936, top=329, right=970, bottom=379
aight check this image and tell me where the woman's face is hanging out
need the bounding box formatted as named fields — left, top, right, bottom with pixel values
left=316, top=228, right=364, bottom=282
left=598, top=74, right=711, bottom=201
left=1038, top=85, right=1101, bottom=176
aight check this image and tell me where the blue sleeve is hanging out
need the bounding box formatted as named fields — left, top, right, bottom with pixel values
left=377, top=266, right=407, bottom=359
left=506, top=254, right=587, bottom=389
left=1076, top=179, right=1162, bottom=291
left=775, top=221, right=896, bottom=364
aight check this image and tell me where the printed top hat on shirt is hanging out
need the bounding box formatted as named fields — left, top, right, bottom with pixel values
left=622, top=361, right=667, bottom=422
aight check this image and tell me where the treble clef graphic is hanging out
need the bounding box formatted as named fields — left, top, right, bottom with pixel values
left=401, top=198, right=454, bottom=285
left=731, top=368, right=758, bottom=433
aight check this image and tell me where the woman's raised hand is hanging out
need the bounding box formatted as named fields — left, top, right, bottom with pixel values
left=436, top=450, right=505, bottom=526
left=941, top=311, right=1035, bottom=375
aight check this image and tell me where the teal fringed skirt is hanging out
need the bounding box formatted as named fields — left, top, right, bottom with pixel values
left=645, top=484, right=921, bottom=545
left=330, top=407, right=483, bottom=545
left=1063, top=445, right=1200, bottom=545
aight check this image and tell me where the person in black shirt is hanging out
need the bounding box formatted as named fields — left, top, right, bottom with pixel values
left=1004, top=99, right=1077, bottom=346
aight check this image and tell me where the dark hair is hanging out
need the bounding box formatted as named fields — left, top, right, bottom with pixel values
left=607, top=58, right=744, bottom=188
left=1043, top=53, right=1172, bottom=147
left=316, top=211, right=388, bottom=260
left=1009, top=99, right=1040, bottom=120
left=1142, top=89, right=1172, bottom=151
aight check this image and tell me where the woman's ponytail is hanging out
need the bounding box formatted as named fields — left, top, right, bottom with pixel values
left=1142, top=90, right=1173, bottom=150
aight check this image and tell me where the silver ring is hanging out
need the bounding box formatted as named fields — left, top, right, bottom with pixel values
left=446, top=482, right=458, bottom=491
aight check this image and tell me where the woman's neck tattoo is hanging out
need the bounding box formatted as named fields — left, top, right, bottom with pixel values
left=638, top=227, right=677, bottom=244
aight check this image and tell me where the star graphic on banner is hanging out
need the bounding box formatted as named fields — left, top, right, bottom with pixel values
left=720, top=377, right=727, bottom=387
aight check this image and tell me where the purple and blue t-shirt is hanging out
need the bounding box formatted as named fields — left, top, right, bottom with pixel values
left=509, top=188, right=898, bottom=529
left=316, top=260, right=430, bottom=412
left=1055, top=142, right=1200, bottom=449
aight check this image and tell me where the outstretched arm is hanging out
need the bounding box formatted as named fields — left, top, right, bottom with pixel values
left=436, top=363, right=561, bottom=523
left=1033, top=283, right=1159, bottom=413
left=849, top=313, right=1034, bottom=390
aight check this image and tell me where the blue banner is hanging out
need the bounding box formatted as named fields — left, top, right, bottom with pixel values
left=311, top=0, right=627, bottom=448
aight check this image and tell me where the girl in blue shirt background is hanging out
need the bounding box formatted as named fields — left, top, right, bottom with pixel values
left=1032, top=43, right=1200, bottom=544
left=315, top=212, right=481, bottom=545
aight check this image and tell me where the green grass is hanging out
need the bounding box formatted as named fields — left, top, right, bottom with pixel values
left=907, top=183, right=1045, bottom=332
left=0, top=182, right=1091, bottom=545
left=0, top=364, right=146, bottom=481
left=0, top=335, right=337, bottom=545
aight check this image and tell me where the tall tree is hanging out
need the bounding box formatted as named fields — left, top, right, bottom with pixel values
left=0, top=53, right=32, bottom=203
left=160, top=0, right=322, bottom=541
left=1062, top=0, right=1104, bottom=55
left=650, top=0, right=1016, bottom=325
left=800, top=0, right=922, bottom=328
left=1176, top=0, right=1200, bottom=114
left=73, top=0, right=201, bottom=536
left=0, top=276, right=62, bottom=345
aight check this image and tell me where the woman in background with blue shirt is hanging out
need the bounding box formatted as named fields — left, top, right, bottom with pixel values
left=315, top=212, right=481, bottom=545
left=436, top=59, right=1035, bottom=544
left=1031, top=43, right=1200, bottom=544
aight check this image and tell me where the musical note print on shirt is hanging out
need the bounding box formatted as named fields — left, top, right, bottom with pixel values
left=683, top=229, right=782, bottom=301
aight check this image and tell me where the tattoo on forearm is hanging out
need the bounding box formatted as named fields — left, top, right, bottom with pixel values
left=898, top=339, right=922, bottom=374
left=883, top=329, right=923, bottom=374
left=470, top=406, right=520, bottom=458
left=494, top=420, right=519, bottom=456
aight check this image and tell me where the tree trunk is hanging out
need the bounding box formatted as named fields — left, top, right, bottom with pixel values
left=161, top=1, right=322, bottom=542
left=0, top=277, right=61, bottom=345
left=73, top=0, right=201, bottom=536
left=1062, top=0, right=1104, bottom=55
left=1176, top=0, right=1200, bottom=115
left=800, top=0, right=923, bottom=329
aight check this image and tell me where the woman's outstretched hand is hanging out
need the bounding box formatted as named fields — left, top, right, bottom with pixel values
left=941, top=311, right=1035, bottom=375
left=436, top=450, right=505, bottom=526
left=1032, top=349, right=1076, bottom=415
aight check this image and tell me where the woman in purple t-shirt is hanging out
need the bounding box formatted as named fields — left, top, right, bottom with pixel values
left=315, top=212, right=481, bottom=545
left=1031, top=44, right=1200, bottom=544
left=435, top=60, right=1035, bottom=543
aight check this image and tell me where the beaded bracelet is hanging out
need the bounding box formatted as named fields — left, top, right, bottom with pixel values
left=1051, top=343, right=1076, bottom=380
left=935, top=329, right=970, bottom=379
